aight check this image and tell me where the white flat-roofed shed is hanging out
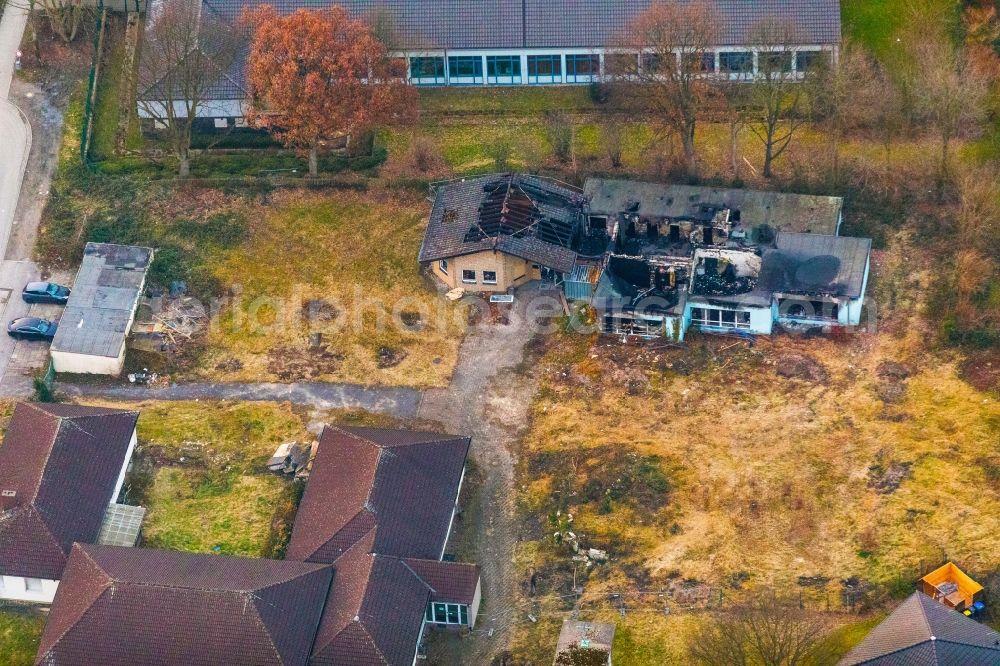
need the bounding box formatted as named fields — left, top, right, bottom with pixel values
left=50, top=243, right=154, bottom=376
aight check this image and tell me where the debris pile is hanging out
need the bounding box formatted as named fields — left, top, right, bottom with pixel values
left=155, top=297, right=208, bottom=342
left=267, top=441, right=318, bottom=480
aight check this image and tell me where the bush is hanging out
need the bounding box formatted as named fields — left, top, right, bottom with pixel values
left=488, top=139, right=512, bottom=171
left=588, top=82, right=610, bottom=104
left=381, top=137, right=450, bottom=180
left=546, top=111, right=573, bottom=163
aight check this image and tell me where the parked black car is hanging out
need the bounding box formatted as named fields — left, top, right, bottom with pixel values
left=22, top=281, right=70, bottom=305
left=7, top=317, right=57, bottom=341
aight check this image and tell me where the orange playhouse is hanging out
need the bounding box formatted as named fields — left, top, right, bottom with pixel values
left=920, top=562, right=983, bottom=611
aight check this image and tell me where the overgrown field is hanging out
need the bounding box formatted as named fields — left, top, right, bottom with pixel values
left=188, top=188, right=465, bottom=387
left=40, top=84, right=464, bottom=387
left=510, top=231, right=1000, bottom=662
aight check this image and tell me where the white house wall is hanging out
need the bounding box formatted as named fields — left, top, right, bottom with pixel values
left=111, top=429, right=138, bottom=503
left=137, top=99, right=246, bottom=119
left=0, top=575, right=58, bottom=603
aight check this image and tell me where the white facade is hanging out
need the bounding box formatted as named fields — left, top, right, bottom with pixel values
left=0, top=575, right=59, bottom=603
left=144, top=45, right=833, bottom=120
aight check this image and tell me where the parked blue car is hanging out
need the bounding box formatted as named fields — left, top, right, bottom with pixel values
left=22, top=281, right=70, bottom=305
left=7, top=317, right=58, bottom=341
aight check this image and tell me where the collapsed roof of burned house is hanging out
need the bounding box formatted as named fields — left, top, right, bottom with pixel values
left=420, top=173, right=595, bottom=275
left=582, top=179, right=870, bottom=338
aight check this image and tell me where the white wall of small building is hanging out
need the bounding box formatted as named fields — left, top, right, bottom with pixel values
left=0, top=575, right=58, bottom=603
left=50, top=348, right=126, bottom=376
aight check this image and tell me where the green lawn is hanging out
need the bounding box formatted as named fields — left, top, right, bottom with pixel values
left=0, top=608, right=45, bottom=666
left=118, top=400, right=310, bottom=557
left=841, top=0, right=959, bottom=56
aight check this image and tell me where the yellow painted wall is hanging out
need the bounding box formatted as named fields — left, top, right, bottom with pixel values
left=429, top=251, right=542, bottom=292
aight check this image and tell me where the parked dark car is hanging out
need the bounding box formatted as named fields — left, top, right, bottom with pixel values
left=22, top=281, right=70, bottom=305
left=7, top=317, right=57, bottom=341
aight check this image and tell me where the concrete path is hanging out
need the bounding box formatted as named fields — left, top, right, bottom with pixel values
left=0, top=3, right=31, bottom=263
left=58, top=380, right=423, bottom=418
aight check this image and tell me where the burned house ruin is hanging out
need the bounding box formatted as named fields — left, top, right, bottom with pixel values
left=585, top=179, right=870, bottom=340
left=419, top=175, right=871, bottom=340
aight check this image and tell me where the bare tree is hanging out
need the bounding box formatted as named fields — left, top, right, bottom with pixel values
left=137, top=0, right=241, bottom=176
left=38, top=0, right=87, bottom=43
left=746, top=20, right=811, bottom=178
left=689, top=595, right=833, bottom=666
left=600, top=119, right=624, bottom=169
left=952, top=168, right=1000, bottom=331
left=905, top=27, right=992, bottom=191
left=808, top=40, right=881, bottom=184
left=717, top=78, right=750, bottom=179
left=624, top=0, right=717, bottom=173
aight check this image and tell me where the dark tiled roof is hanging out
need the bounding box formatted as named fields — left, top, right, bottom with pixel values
left=309, top=532, right=432, bottom=666
left=287, top=425, right=476, bottom=666
left=201, top=0, right=841, bottom=50
left=286, top=425, right=470, bottom=563
left=759, top=232, right=871, bottom=298
left=404, top=558, right=480, bottom=604
left=0, top=403, right=138, bottom=580
left=37, top=544, right=333, bottom=666
left=840, top=592, right=1000, bottom=665
left=419, top=174, right=585, bottom=274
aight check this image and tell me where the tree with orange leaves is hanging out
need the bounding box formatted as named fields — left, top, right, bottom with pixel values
left=242, top=5, right=416, bottom=176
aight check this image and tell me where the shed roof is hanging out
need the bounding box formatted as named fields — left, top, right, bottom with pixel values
left=585, top=178, right=843, bottom=236
left=36, top=544, right=333, bottom=666
left=419, top=174, right=585, bottom=274
left=0, top=403, right=138, bottom=580
left=51, top=243, right=153, bottom=359
left=839, top=592, right=1000, bottom=665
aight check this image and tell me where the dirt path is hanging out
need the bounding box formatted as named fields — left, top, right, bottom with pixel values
left=57, top=380, right=422, bottom=418
left=418, top=286, right=550, bottom=664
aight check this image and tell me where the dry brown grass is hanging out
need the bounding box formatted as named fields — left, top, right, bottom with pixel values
left=185, top=187, right=466, bottom=387
left=512, top=232, right=1000, bottom=661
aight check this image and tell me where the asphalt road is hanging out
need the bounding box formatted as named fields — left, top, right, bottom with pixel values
left=0, top=4, right=48, bottom=396
left=0, top=4, right=30, bottom=262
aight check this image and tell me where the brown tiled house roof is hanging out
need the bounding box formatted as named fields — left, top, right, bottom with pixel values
left=36, top=544, right=333, bottom=666
left=286, top=425, right=471, bottom=563
left=404, top=558, right=480, bottom=605
left=0, top=403, right=138, bottom=580
left=285, top=426, right=477, bottom=666
left=839, top=591, right=1000, bottom=665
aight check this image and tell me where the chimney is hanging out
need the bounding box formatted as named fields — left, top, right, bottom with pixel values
left=0, top=489, right=18, bottom=511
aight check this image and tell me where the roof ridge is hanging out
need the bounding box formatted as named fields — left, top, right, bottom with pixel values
left=323, top=519, right=377, bottom=566
left=253, top=561, right=329, bottom=595
left=23, top=504, right=69, bottom=559
left=246, top=591, right=287, bottom=666
left=331, top=427, right=383, bottom=510
left=355, top=620, right=391, bottom=666
left=39, top=547, right=114, bottom=658
left=20, top=404, right=61, bottom=503
left=398, top=558, right=437, bottom=595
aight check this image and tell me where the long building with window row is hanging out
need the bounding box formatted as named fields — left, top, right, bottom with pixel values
left=138, top=0, right=841, bottom=120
